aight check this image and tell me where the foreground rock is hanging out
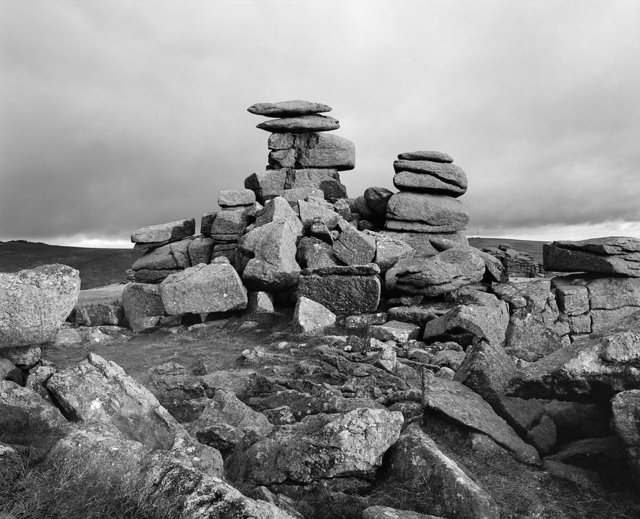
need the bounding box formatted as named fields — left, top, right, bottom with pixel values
left=227, top=407, right=403, bottom=484
left=544, top=237, right=640, bottom=277
left=46, top=353, right=223, bottom=475
left=293, top=296, right=336, bottom=334
left=159, top=260, right=248, bottom=315
left=384, top=423, right=499, bottom=519
left=422, top=372, right=540, bottom=465
left=0, top=264, right=80, bottom=348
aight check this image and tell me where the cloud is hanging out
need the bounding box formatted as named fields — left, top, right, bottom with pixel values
left=1, top=0, right=639, bottom=244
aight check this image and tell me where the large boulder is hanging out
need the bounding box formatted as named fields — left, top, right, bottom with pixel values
left=543, top=237, right=640, bottom=277
left=130, top=218, right=195, bottom=244
left=297, top=265, right=381, bottom=315
left=227, top=407, right=403, bottom=485
left=159, top=260, right=248, bottom=315
left=385, top=193, right=469, bottom=233
left=383, top=423, right=499, bottom=519
left=393, top=170, right=466, bottom=197
left=296, top=133, right=355, bottom=171
left=422, top=372, right=540, bottom=465
left=392, top=160, right=467, bottom=189
left=386, top=248, right=485, bottom=296
left=46, top=353, right=223, bottom=475
left=508, top=310, right=640, bottom=399
left=333, top=221, right=377, bottom=265
left=0, top=264, right=80, bottom=348
left=256, top=114, right=340, bottom=133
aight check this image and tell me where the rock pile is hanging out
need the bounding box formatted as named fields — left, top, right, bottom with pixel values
left=385, top=150, right=469, bottom=240
left=481, top=243, right=542, bottom=278
left=245, top=100, right=354, bottom=204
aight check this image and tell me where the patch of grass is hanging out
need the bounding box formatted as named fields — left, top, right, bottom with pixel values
left=0, top=452, right=170, bottom=519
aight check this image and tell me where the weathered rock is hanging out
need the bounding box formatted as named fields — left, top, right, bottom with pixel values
left=0, top=358, right=13, bottom=379
left=422, top=372, right=540, bottom=465
left=345, top=312, right=388, bottom=328
left=369, top=321, right=420, bottom=343
left=132, top=239, right=192, bottom=271
left=227, top=407, right=403, bottom=484
left=254, top=196, right=304, bottom=235
left=139, top=452, right=297, bottom=519
left=211, top=206, right=251, bottom=236
left=188, top=390, right=273, bottom=455
left=0, top=264, right=80, bottom=348
left=454, top=340, right=518, bottom=406
left=245, top=170, right=288, bottom=202
left=504, top=309, right=566, bottom=362
left=386, top=193, right=469, bottom=232
left=121, top=283, right=165, bottom=333
left=552, top=279, right=590, bottom=315
left=429, top=237, right=507, bottom=282
left=545, top=436, right=628, bottom=479
left=386, top=249, right=484, bottom=296
left=543, top=460, right=603, bottom=492
left=257, top=115, right=340, bottom=133
left=393, top=171, right=466, bottom=196
left=218, top=189, right=256, bottom=207
left=281, top=187, right=325, bottom=209
left=0, top=380, right=70, bottom=459
left=298, top=199, right=340, bottom=229
left=131, top=218, right=195, bottom=244
left=380, top=231, right=468, bottom=257
left=333, top=223, right=377, bottom=265
left=296, top=237, right=339, bottom=269
left=187, top=235, right=214, bottom=265
left=293, top=297, right=336, bottom=334
left=200, top=212, right=216, bottom=236
left=508, top=310, right=640, bottom=399
left=384, top=423, right=499, bottom=519
left=297, top=271, right=381, bottom=315
left=248, top=100, right=332, bottom=117
left=2, top=345, right=41, bottom=368
left=247, top=291, right=275, bottom=314
left=296, top=133, right=355, bottom=170
left=544, top=237, right=640, bottom=277
left=371, top=232, right=414, bottom=273
left=46, top=353, right=223, bottom=475
left=397, top=150, right=454, bottom=163
left=611, top=389, right=640, bottom=486
left=423, top=290, right=509, bottom=348
left=387, top=302, right=453, bottom=326
left=393, top=160, right=467, bottom=189
left=364, top=187, right=394, bottom=216
left=482, top=245, right=541, bottom=278
left=362, top=506, right=443, bottom=519
left=159, top=261, right=247, bottom=315
left=75, top=303, right=125, bottom=327
left=240, top=221, right=301, bottom=291
left=0, top=442, right=22, bottom=482
left=301, top=264, right=380, bottom=276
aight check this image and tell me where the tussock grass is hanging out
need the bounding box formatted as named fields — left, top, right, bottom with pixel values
left=0, top=451, right=169, bottom=519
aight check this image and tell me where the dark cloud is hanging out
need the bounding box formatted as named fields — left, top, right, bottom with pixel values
left=1, top=0, right=639, bottom=245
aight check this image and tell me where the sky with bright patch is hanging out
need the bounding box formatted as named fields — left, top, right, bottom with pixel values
left=2, top=0, right=639, bottom=248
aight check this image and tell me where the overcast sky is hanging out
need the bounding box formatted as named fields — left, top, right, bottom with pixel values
left=2, top=0, right=639, bottom=247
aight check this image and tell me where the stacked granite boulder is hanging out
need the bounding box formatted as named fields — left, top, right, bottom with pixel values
left=244, top=100, right=354, bottom=204
left=385, top=151, right=469, bottom=237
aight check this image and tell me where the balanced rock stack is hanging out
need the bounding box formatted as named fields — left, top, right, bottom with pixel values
left=385, top=150, right=470, bottom=243
left=244, top=100, right=354, bottom=204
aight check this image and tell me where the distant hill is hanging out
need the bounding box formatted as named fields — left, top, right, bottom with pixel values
left=0, top=237, right=546, bottom=290
left=0, top=240, right=141, bottom=289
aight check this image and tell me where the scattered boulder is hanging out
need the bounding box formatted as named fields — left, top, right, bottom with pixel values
left=369, top=321, right=420, bottom=343
left=0, top=264, right=80, bottom=348
left=159, top=260, right=248, bottom=315
left=333, top=221, right=377, bottom=265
